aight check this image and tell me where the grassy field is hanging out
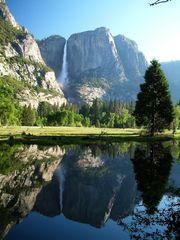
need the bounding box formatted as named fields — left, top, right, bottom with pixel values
left=0, top=126, right=139, bottom=139
left=0, top=126, right=179, bottom=144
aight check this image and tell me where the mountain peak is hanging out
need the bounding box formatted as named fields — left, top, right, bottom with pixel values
left=0, top=1, right=67, bottom=108
left=0, top=0, right=21, bottom=29
left=94, top=26, right=110, bottom=32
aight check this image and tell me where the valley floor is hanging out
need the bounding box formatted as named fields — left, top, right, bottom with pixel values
left=0, top=127, right=179, bottom=144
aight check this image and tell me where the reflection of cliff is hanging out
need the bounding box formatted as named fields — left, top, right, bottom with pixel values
left=110, top=167, right=137, bottom=221
left=63, top=172, right=123, bottom=228
left=0, top=144, right=65, bottom=239
left=1, top=143, right=178, bottom=239
left=60, top=144, right=137, bottom=228
left=34, top=175, right=61, bottom=217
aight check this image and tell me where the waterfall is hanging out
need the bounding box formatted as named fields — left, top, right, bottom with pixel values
left=58, top=41, right=68, bottom=87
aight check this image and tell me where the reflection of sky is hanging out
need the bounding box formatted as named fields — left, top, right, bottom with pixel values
left=158, top=195, right=180, bottom=210
left=121, top=195, right=180, bottom=239
left=6, top=212, right=130, bottom=240
left=2, top=143, right=180, bottom=240
left=169, top=161, right=180, bottom=188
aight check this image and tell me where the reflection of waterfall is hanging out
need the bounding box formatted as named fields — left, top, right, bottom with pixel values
left=56, top=164, right=66, bottom=211
left=58, top=41, right=68, bottom=87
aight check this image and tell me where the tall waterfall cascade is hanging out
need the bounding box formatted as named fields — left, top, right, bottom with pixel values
left=58, top=41, right=68, bottom=87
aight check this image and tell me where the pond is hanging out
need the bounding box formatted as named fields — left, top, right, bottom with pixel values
left=0, top=141, right=179, bottom=239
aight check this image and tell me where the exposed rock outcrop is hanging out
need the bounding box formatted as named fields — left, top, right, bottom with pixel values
left=114, top=35, right=148, bottom=80
left=161, top=61, right=180, bottom=103
left=38, top=35, right=66, bottom=78
left=0, top=0, right=21, bottom=29
left=37, top=27, right=148, bottom=105
left=67, top=27, right=125, bottom=83
left=0, top=1, right=66, bottom=108
left=65, top=27, right=147, bottom=104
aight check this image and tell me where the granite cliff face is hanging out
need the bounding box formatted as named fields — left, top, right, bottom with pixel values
left=0, top=0, right=21, bottom=30
left=67, top=27, right=125, bottom=83
left=0, top=1, right=66, bottom=108
left=66, top=27, right=148, bottom=104
left=114, top=35, right=147, bottom=80
left=37, top=35, right=66, bottom=78
left=39, top=27, right=148, bottom=104
left=66, top=27, right=128, bottom=103
left=161, top=61, right=180, bottom=103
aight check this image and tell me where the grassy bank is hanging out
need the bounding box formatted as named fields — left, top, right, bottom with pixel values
left=0, top=126, right=179, bottom=144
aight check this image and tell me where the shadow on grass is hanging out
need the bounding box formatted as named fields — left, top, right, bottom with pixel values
left=0, top=133, right=176, bottom=146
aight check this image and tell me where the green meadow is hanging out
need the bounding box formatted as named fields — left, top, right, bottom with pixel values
left=0, top=126, right=179, bottom=144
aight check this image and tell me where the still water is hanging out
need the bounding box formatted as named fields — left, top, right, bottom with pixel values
left=0, top=141, right=179, bottom=239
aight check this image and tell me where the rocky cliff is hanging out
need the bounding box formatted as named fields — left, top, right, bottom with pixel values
left=66, top=27, right=127, bottom=103
left=161, top=61, right=180, bottom=103
left=67, top=27, right=125, bottom=83
left=0, top=1, right=66, bottom=108
left=37, top=35, right=66, bottom=78
left=66, top=27, right=148, bottom=104
left=39, top=27, right=148, bottom=104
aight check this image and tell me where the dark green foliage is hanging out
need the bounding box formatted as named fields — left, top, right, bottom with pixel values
left=0, top=76, right=22, bottom=125
left=0, top=17, right=26, bottom=53
left=37, top=102, right=54, bottom=118
left=0, top=75, right=135, bottom=127
left=0, top=143, right=23, bottom=174
left=35, top=99, right=135, bottom=128
left=0, top=75, right=26, bottom=92
left=174, top=101, right=180, bottom=129
left=21, top=106, right=36, bottom=126
left=134, top=60, right=174, bottom=135
left=86, top=98, right=135, bottom=128
left=132, top=143, right=172, bottom=214
left=90, top=98, right=102, bottom=126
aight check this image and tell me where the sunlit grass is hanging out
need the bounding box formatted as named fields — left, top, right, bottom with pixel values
left=0, top=126, right=140, bottom=137
left=0, top=126, right=179, bottom=140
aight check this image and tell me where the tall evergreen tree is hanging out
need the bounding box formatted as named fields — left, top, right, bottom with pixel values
left=21, top=106, right=36, bottom=126
left=133, top=60, right=174, bottom=135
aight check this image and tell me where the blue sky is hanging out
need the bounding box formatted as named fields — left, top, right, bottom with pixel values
left=6, top=0, right=180, bottom=62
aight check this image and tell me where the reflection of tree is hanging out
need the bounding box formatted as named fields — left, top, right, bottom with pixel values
left=0, top=143, right=22, bottom=174
left=89, top=142, right=132, bottom=159
left=118, top=142, right=180, bottom=239
left=131, top=142, right=172, bottom=214
left=118, top=197, right=180, bottom=239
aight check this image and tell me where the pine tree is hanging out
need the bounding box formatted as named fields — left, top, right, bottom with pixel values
left=21, top=106, right=36, bottom=126
left=133, top=60, right=174, bottom=135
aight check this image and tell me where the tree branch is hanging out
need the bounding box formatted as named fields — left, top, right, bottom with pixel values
left=149, top=0, right=172, bottom=6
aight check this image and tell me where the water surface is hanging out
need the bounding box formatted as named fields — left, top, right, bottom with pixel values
left=0, top=141, right=179, bottom=239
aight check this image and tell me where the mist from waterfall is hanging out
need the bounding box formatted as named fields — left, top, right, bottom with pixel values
left=58, top=41, right=68, bottom=87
